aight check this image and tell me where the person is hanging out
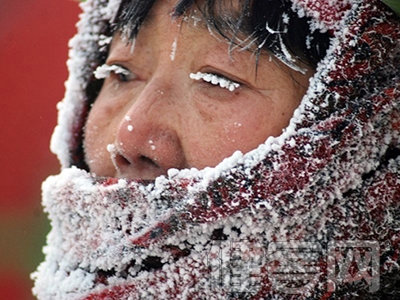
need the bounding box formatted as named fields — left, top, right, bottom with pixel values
left=32, top=0, right=400, bottom=299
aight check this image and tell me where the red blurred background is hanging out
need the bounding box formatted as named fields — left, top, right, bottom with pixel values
left=0, top=0, right=80, bottom=298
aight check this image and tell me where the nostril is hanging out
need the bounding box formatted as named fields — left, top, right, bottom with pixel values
left=110, top=152, right=131, bottom=176
left=116, top=152, right=159, bottom=169
left=112, top=149, right=163, bottom=179
left=139, top=155, right=160, bottom=169
left=115, top=153, right=131, bottom=167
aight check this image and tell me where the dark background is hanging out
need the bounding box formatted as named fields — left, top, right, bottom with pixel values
left=0, top=0, right=80, bottom=298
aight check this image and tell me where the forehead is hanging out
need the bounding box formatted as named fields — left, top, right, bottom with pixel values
left=115, top=0, right=250, bottom=39
left=112, top=0, right=254, bottom=56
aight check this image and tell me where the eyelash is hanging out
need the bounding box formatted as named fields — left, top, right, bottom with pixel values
left=189, top=72, right=240, bottom=92
left=94, top=64, right=135, bottom=82
left=94, top=65, right=240, bottom=91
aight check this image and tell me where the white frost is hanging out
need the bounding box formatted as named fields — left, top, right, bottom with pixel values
left=94, top=64, right=130, bottom=80
left=107, top=143, right=116, bottom=153
left=170, top=37, right=178, bottom=61
left=190, top=72, right=240, bottom=92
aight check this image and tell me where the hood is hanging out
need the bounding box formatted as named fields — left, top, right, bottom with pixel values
left=33, top=0, right=400, bottom=299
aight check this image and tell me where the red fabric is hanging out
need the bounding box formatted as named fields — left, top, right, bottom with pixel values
left=82, top=3, right=400, bottom=298
left=293, top=0, right=352, bottom=29
left=32, top=1, right=400, bottom=299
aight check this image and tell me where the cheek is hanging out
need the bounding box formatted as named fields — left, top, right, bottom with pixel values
left=180, top=103, right=270, bottom=168
left=185, top=92, right=300, bottom=168
left=84, top=112, right=106, bottom=172
left=221, top=111, right=274, bottom=150
left=83, top=100, right=120, bottom=174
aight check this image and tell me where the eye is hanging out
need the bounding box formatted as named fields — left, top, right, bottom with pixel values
left=94, top=64, right=136, bottom=82
left=190, top=72, right=240, bottom=92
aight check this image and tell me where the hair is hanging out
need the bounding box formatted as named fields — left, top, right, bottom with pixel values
left=79, top=0, right=331, bottom=168
left=85, top=0, right=332, bottom=107
left=114, top=0, right=331, bottom=69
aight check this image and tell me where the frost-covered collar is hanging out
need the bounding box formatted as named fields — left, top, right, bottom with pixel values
left=33, top=0, right=400, bottom=299
left=291, top=0, right=354, bottom=31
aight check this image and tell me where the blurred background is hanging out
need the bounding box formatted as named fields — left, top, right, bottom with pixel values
left=0, top=0, right=80, bottom=298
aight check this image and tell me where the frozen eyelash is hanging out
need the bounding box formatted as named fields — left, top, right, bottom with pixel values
left=189, top=72, right=240, bottom=92
left=94, top=64, right=130, bottom=79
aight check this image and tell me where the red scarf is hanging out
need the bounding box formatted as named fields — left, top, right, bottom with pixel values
left=32, top=0, right=400, bottom=299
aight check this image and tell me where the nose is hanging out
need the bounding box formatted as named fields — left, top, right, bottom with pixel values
left=113, top=79, right=187, bottom=180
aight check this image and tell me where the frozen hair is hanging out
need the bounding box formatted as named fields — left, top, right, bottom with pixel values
left=81, top=0, right=332, bottom=169
left=114, top=0, right=331, bottom=69
left=85, top=0, right=332, bottom=108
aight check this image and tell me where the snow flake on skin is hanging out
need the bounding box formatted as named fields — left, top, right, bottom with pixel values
left=107, top=143, right=116, bottom=153
left=148, top=140, right=156, bottom=150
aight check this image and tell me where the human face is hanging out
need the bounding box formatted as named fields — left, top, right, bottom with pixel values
left=84, top=0, right=313, bottom=180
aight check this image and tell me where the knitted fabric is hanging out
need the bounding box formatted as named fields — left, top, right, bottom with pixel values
left=32, top=0, right=400, bottom=299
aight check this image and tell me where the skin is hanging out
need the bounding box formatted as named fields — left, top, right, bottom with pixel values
left=84, top=0, right=313, bottom=180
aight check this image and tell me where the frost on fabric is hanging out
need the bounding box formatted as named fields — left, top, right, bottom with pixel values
left=103, top=0, right=121, bottom=22
left=291, top=0, right=355, bottom=32
left=33, top=167, right=172, bottom=298
left=98, top=35, right=113, bottom=50
left=35, top=0, right=400, bottom=298
left=50, top=0, right=123, bottom=168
